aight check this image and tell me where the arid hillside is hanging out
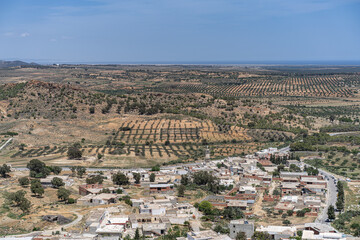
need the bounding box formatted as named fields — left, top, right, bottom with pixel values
left=0, top=64, right=359, bottom=168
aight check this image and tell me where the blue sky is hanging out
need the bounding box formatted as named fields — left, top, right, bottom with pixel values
left=0, top=0, right=359, bottom=63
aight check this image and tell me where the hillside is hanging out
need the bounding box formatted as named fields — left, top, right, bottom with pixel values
left=0, top=60, right=38, bottom=68
left=0, top=80, right=298, bottom=167
left=0, top=75, right=359, bottom=168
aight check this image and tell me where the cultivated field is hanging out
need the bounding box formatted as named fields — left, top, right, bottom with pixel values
left=0, top=65, right=359, bottom=168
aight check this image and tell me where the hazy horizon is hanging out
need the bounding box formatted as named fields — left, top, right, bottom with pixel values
left=3, top=59, right=360, bottom=66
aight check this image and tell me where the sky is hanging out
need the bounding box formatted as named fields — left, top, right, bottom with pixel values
left=0, top=0, right=359, bottom=64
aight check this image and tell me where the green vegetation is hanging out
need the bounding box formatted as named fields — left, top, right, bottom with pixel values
left=86, top=174, right=104, bottom=184
left=30, top=179, right=44, bottom=197
left=4, top=190, right=31, bottom=214
left=333, top=211, right=360, bottom=236
left=27, top=159, right=50, bottom=178
left=67, top=143, right=82, bottom=159
left=0, top=82, right=26, bottom=100
left=51, top=177, right=65, bottom=188
left=336, top=181, right=345, bottom=211
left=18, top=177, right=30, bottom=186
left=195, top=200, right=245, bottom=221
left=328, top=205, right=335, bottom=220
left=57, top=188, right=71, bottom=202
left=70, top=166, right=86, bottom=178
left=0, top=164, right=11, bottom=178
left=177, top=184, right=186, bottom=197
left=112, top=172, right=129, bottom=185
left=133, top=172, right=141, bottom=184
left=149, top=173, right=155, bottom=182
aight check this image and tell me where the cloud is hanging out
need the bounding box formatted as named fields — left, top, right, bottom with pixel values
left=3, top=32, right=14, bottom=37
left=20, top=32, right=30, bottom=37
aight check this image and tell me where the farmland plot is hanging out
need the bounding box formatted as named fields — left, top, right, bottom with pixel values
left=156, top=76, right=354, bottom=98
left=114, top=119, right=249, bottom=144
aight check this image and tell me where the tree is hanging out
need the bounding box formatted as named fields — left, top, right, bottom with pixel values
left=327, top=205, right=335, bottom=220
left=236, top=232, right=247, bottom=240
left=287, top=210, right=294, bottom=216
left=0, top=164, right=11, bottom=178
left=214, top=224, right=229, bottom=234
left=151, top=165, right=160, bottom=171
left=336, top=181, right=344, bottom=211
left=51, top=166, right=62, bottom=175
left=5, top=190, right=31, bottom=214
left=305, top=166, right=319, bottom=176
left=181, top=175, right=189, bottom=185
left=86, top=175, right=104, bottom=184
left=134, top=228, right=141, bottom=240
left=30, top=179, right=44, bottom=197
left=178, top=184, right=186, bottom=197
left=149, top=173, right=156, bottom=182
left=198, top=201, right=213, bottom=215
left=27, top=159, right=50, bottom=178
left=329, top=115, right=335, bottom=122
left=289, top=164, right=301, bottom=172
left=112, top=172, right=129, bottom=185
left=51, top=177, right=65, bottom=188
left=6, top=190, right=26, bottom=206
left=67, top=145, right=82, bottom=159
left=192, top=171, right=220, bottom=193
left=273, top=189, right=281, bottom=196
left=296, top=208, right=311, bottom=217
left=76, top=166, right=86, bottom=178
left=252, top=231, right=272, bottom=240
left=57, top=187, right=71, bottom=202
left=70, top=166, right=77, bottom=176
left=222, top=207, right=245, bottom=220
left=336, top=199, right=344, bottom=211
left=283, top=220, right=291, bottom=226
left=18, top=177, right=30, bottom=187
left=133, top=172, right=141, bottom=184
left=19, top=198, right=31, bottom=214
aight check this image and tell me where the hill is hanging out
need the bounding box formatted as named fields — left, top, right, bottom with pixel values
left=0, top=64, right=359, bottom=168
left=0, top=60, right=39, bottom=68
left=0, top=80, right=299, bottom=167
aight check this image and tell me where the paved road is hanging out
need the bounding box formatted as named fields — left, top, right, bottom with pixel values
left=328, top=131, right=360, bottom=136
left=0, top=138, right=13, bottom=151
left=305, top=164, right=338, bottom=224
left=279, top=146, right=290, bottom=153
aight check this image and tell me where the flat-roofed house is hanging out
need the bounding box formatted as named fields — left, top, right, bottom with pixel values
left=40, top=175, right=70, bottom=188
left=281, top=182, right=301, bottom=195
left=79, top=184, right=103, bottom=196
left=149, top=184, right=174, bottom=194
left=187, top=230, right=232, bottom=240
left=229, top=219, right=254, bottom=239
left=257, top=226, right=297, bottom=240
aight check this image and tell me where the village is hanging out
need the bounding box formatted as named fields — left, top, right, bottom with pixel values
left=0, top=145, right=354, bottom=240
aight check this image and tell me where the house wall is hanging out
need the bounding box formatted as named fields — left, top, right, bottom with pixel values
left=229, top=223, right=254, bottom=239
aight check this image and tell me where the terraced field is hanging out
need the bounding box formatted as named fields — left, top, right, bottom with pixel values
left=156, top=76, right=355, bottom=97
left=112, top=119, right=249, bottom=144
left=7, top=119, right=276, bottom=166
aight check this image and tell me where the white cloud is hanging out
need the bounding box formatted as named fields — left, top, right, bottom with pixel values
left=3, top=32, right=14, bottom=37
left=50, top=38, right=57, bottom=42
left=20, top=32, right=30, bottom=37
